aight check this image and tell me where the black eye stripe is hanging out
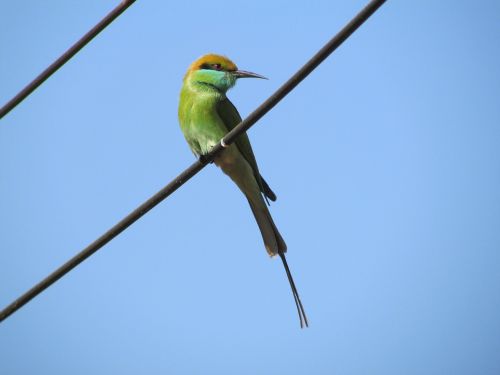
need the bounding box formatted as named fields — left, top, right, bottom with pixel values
left=201, top=63, right=224, bottom=71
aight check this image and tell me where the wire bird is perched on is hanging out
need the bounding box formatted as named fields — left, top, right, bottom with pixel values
left=178, top=54, right=308, bottom=328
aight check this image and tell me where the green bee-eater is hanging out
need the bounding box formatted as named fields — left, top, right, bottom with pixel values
left=178, top=54, right=308, bottom=328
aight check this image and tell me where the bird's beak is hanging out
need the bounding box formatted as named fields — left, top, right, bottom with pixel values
left=233, top=70, right=268, bottom=80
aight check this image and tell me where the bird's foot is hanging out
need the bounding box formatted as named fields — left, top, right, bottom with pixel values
left=198, top=154, right=213, bottom=164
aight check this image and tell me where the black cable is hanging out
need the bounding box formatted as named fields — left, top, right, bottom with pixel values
left=0, top=0, right=136, bottom=120
left=0, top=0, right=387, bottom=323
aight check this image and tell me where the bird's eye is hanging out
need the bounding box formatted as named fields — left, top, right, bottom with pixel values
left=212, top=64, right=222, bottom=71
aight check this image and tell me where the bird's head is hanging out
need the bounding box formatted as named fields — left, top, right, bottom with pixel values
left=184, top=53, right=266, bottom=93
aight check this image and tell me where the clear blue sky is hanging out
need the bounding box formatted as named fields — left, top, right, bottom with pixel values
left=1, top=1, right=499, bottom=374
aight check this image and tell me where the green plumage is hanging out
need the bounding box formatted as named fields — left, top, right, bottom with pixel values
left=177, top=54, right=307, bottom=328
left=179, top=80, right=276, bottom=203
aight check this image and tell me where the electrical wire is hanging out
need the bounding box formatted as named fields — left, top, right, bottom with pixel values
left=0, top=0, right=136, bottom=119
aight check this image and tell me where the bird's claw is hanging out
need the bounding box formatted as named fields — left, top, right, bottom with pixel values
left=198, top=154, right=213, bottom=164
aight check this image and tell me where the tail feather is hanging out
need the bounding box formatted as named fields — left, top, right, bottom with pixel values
left=247, top=196, right=308, bottom=328
left=279, top=252, right=309, bottom=328
left=246, top=197, right=285, bottom=255
left=215, top=148, right=308, bottom=327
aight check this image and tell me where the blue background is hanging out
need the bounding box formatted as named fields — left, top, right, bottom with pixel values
left=1, top=1, right=499, bottom=374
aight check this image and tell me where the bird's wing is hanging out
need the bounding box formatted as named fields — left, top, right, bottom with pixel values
left=216, top=97, right=277, bottom=202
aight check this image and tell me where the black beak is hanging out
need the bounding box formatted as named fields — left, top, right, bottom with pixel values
left=233, top=70, right=268, bottom=79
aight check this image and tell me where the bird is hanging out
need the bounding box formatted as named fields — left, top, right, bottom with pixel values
left=178, top=53, right=308, bottom=328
